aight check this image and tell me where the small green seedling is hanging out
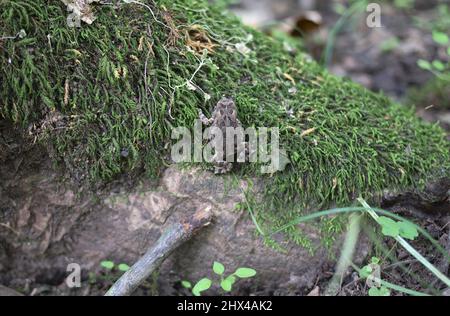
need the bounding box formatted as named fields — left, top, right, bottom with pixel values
left=100, top=260, right=115, bottom=270
left=182, top=261, right=257, bottom=296
left=368, top=286, right=391, bottom=296
left=377, top=216, right=419, bottom=240
left=417, top=30, right=450, bottom=81
left=360, top=257, right=391, bottom=296
left=95, top=260, right=131, bottom=283
left=100, top=260, right=131, bottom=272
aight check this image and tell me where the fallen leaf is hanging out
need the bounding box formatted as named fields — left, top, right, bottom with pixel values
left=283, top=73, right=296, bottom=85
left=300, top=127, right=316, bottom=137
left=64, top=79, right=69, bottom=106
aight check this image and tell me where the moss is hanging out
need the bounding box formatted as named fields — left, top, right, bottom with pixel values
left=1, top=0, right=449, bottom=247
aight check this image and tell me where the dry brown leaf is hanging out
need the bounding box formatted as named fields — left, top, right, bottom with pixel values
left=300, top=127, right=316, bottom=137
left=283, top=73, right=296, bottom=85
left=185, top=25, right=218, bottom=54
left=64, top=79, right=69, bottom=106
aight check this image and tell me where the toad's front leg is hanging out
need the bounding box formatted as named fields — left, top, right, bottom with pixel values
left=198, top=109, right=214, bottom=125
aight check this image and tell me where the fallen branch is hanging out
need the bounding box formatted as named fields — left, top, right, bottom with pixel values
left=105, top=206, right=213, bottom=296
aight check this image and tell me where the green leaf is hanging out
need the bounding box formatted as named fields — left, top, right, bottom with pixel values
left=371, top=257, right=380, bottom=265
left=213, top=261, right=225, bottom=275
left=368, top=287, right=378, bottom=296
left=221, top=275, right=237, bottom=292
left=447, top=46, right=450, bottom=56
left=368, top=286, right=390, bottom=296
left=181, top=281, right=192, bottom=289
left=398, top=221, right=419, bottom=240
left=432, top=31, right=449, bottom=45
left=432, top=60, right=445, bottom=71
left=220, top=279, right=232, bottom=292
left=227, top=275, right=237, bottom=285
left=117, top=263, right=130, bottom=272
left=382, top=287, right=394, bottom=296
left=378, top=216, right=400, bottom=238
left=359, top=265, right=373, bottom=278
left=417, top=59, right=431, bottom=70
left=192, top=278, right=212, bottom=296
left=234, top=267, right=257, bottom=278
left=100, top=260, right=115, bottom=270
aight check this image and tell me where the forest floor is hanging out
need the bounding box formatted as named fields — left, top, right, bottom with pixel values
left=230, top=0, right=450, bottom=296
left=1, top=0, right=449, bottom=296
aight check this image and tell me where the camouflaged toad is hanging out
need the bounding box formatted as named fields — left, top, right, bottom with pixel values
left=198, top=97, right=248, bottom=174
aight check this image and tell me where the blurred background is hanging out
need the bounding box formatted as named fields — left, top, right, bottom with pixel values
left=222, top=0, right=450, bottom=135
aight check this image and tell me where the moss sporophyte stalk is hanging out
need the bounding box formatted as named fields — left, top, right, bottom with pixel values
left=1, top=0, right=449, bottom=247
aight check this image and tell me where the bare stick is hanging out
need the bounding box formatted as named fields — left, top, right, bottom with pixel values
left=105, top=207, right=213, bottom=296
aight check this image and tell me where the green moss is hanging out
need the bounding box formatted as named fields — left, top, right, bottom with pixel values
left=1, top=0, right=449, bottom=247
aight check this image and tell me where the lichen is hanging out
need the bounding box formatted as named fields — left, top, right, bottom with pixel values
left=1, top=0, right=449, bottom=247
